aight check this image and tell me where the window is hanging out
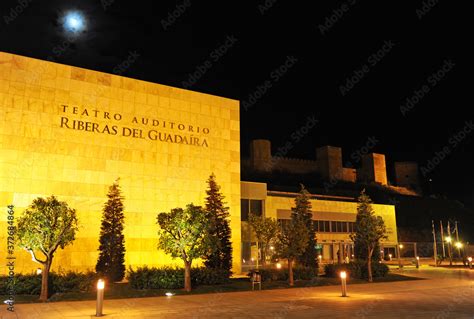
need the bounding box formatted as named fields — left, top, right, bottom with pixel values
left=241, top=199, right=263, bottom=221
left=323, top=221, right=330, bottom=232
left=250, top=200, right=263, bottom=216
left=341, top=222, right=348, bottom=232
left=315, top=221, right=352, bottom=233
left=241, top=199, right=249, bottom=221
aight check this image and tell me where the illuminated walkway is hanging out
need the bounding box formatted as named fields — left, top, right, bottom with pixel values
left=2, top=267, right=473, bottom=318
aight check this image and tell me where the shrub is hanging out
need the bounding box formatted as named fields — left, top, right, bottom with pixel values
left=128, top=266, right=231, bottom=289
left=324, top=261, right=389, bottom=279
left=50, top=271, right=98, bottom=293
left=247, top=266, right=317, bottom=282
left=0, top=270, right=98, bottom=295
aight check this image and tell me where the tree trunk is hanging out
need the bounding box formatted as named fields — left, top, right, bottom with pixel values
left=367, top=248, right=373, bottom=282
left=39, top=259, right=51, bottom=302
left=288, top=258, right=294, bottom=286
left=184, top=261, right=192, bottom=292
left=261, top=245, right=266, bottom=267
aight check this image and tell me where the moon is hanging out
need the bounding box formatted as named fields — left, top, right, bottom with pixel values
left=62, top=11, right=86, bottom=35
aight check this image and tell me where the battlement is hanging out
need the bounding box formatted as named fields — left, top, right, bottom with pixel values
left=246, top=139, right=421, bottom=193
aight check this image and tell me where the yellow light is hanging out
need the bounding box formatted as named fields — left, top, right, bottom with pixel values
left=468, top=257, right=472, bottom=262
left=416, top=256, right=419, bottom=260
left=388, top=254, right=392, bottom=258
left=276, top=263, right=282, bottom=269
left=340, top=271, right=347, bottom=279
left=97, top=279, right=105, bottom=290
left=399, top=244, right=403, bottom=249
left=455, top=242, right=463, bottom=248
left=445, top=236, right=451, bottom=243
left=318, top=255, right=322, bottom=259
left=270, top=246, right=274, bottom=250
left=36, top=268, right=42, bottom=275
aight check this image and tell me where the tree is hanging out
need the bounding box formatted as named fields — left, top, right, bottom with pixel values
left=16, top=196, right=78, bottom=302
left=248, top=212, right=279, bottom=266
left=96, top=179, right=126, bottom=282
left=291, top=184, right=318, bottom=268
left=157, top=204, right=210, bottom=292
left=202, top=173, right=233, bottom=272
left=350, top=189, right=387, bottom=282
left=275, top=219, right=309, bottom=286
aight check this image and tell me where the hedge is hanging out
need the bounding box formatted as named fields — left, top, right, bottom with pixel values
left=324, top=260, right=389, bottom=279
left=247, top=266, right=317, bottom=282
left=128, top=266, right=231, bottom=289
left=0, top=271, right=98, bottom=295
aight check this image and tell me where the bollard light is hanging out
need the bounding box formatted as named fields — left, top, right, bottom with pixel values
left=399, top=244, right=404, bottom=249
left=36, top=268, right=42, bottom=275
left=340, top=271, right=347, bottom=297
left=276, top=263, right=282, bottom=269
left=468, top=257, right=472, bottom=269
left=416, top=256, right=420, bottom=269
left=388, top=253, right=392, bottom=261
left=96, top=279, right=105, bottom=317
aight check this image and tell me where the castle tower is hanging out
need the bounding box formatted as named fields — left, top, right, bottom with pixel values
left=250, top=139, right=272, bottom=171
left=316, top=146, right=343, bottom=181
left=394, top=162, right=421, bottom=190
left=358, top=153, right=388, bottom=185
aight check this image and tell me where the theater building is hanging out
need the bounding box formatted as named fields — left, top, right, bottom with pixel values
left=0, top=52, right=398, bottom=275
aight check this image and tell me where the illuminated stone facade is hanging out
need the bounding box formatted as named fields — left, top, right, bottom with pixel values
left=241, top=181, right=398, bottom=268
left=0, top=52, right=241, bottom=274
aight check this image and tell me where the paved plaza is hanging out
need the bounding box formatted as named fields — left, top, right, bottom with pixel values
left=1, top=267, right=473, bottom=318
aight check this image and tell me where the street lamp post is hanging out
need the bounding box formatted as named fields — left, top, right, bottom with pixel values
left=340, top=271, right=347, bottom=297
left=397, top=244, right=403, bottom=269
left=445, top=236, right=452, bottom=266
left=96, top=279, right=105, bottom=317
left=468, top=257, right=472, bottom=269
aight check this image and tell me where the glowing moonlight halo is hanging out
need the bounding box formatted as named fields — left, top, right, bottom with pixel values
left=62, top=11, right=86, bottom=34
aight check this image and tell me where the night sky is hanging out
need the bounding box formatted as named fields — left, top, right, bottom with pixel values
left=0, top=1, right=471, bottom=206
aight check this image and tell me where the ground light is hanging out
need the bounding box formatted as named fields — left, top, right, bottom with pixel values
left=276, top=263, right=282, bottom=269
left=36, top=268, right=42, bottom=275
left=165, top=292, right=175, bottom=297
left=340, top=271, right=347, bottom=297
left=96, top=279, right=105, bottom=317
left=416, top=256, right=420, bottom=269
left=468, top=257, right=472, bottom=269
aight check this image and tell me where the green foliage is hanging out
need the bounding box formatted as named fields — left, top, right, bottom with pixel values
left=16, top=196, right=79, bottom=300
left=157, top=204, right=210, bottom=263
left=0, top=271, right=98, bottom=295
left=351, top=190, right=387, bottom=261
left=324, top=261, right=389, bottom=279
left=275, top=218, right=309, bottom=260
left=128, top=267, right=231, bottom=289
left=248, top=212, right=279, bottom=265
left=96, top=180, right=126, bottom=282
left=247, top=266, right=317, bottom=282
left=16, top=196, right=79, bottom=261
left=291, top=184, right=318, bottom=268
left=203, top=174, right=233, bottom=271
